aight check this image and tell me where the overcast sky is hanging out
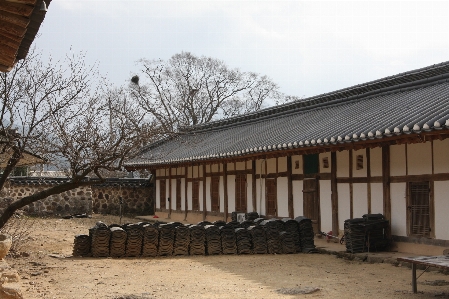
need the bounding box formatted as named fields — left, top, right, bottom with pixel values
left=35, top=0, right=449, bottom=99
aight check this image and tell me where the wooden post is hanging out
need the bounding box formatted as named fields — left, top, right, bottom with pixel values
left=223, top=163, right=228, bottom=222
left=203, top=164, right=207, bottom=221
left=168, top=168, right=172, bottom=219
left=252, top=159, right=257, bottom=213
left=184, top=166, right=188, bottom=221
left=382, top=145, right=391, bottom=222
left=287, top=155, right=294, bottom=218
left=331, top=152, right=339, bottom=236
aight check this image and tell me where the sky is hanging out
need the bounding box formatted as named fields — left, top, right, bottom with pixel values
left=35, top=0, right=449, bottom=99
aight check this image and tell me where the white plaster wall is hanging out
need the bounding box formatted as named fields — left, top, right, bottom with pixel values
left=370, top=147, right=383, bottom=177
left=267, top=158, right=276, bottom=174
left=227, top=163, right=235, bottom=171
left=353, top=149, right=367, bottom=178
left=156, top=180, right=160, bottom=209
left=390, top=144, right=406, bottom=176
left=434, top=139, right=449, bottom=174
left=256, top=178, right=266, bottom=215
left=337, top=151, right=349, bottom=178
left=292, top=155, right=303, bottom=175
left=228, top=175, right=236, bottom=213
left=277, top=177, right=288, bottom=217
left=211, top=164, right=219, bottom=172
left=371, top=183, right=383, bottom=214
left=199, top=181, right=204, bottom=211
left=247, top=174, right=253, bottom=213
left=219, top=175, right=225, bottom=213
left=319, top=152, right=331, bottom=173
left=407, top=142, right=432, bottom=175
left=390, top=183, right=407, bottom=236
left=187, top=166, right=192, bottom=178
left=171, top=168, right=176, bottom=176
left=337, top=184, right=350, bottom=229
left=199, top=166, right=203, bottom=177
left=353, top=183, right=368, bottom=218
left=278, top=157, right=287, bottom=173
left=187, top=182, right=192, bottom=210
left=320, top=180, right=332, bottom=232
left=206, top=177, right=211, bottom=211
left=192, top=165, right=198, bottom=177
left=171, top=179, right=176, bottom=210
left=236, top=161, right=245, bottom=171
left=181, top=178, right=186, bottom=210
left=164, top=179, right=169, bottom=209
left=434, top=181, right=449, bottom=240
left=293, top=180, right=303, bottom=217
left=247, top=160, right=252, bottom=170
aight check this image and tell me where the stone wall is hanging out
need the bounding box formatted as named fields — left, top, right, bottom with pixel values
left=0, top=177, right=154, bottom=217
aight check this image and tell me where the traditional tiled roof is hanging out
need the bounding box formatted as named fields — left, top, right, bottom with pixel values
left=125, top=61, right=449, bottom=168
left=8, top=177, right=152, bottom=188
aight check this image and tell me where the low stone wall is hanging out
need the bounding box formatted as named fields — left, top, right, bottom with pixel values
left=92, top=178, right=154, bottom=215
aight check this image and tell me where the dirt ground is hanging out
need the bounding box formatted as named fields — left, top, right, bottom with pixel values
left=4, top=215, right=449, bottom=299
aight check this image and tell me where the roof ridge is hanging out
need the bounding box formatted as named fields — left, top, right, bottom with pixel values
left=178, top=60, right=449, bottom=133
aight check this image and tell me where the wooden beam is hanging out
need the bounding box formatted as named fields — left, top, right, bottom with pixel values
left=287, top=155, right=293, bottom=218
left=202, top=164, right=207, bottom=221
left=223, top=163, right=228, bottom=222
left=382, top=145, right=391, bottom=223
left=331, top=152, right=339, bottom=235
left=0, top=1, right=34, bottom=17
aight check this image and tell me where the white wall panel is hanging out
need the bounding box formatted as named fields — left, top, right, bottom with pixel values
left=206, top=177, right=211, bottom=211
left=371, top=183, right=383, bottom=214
left=370, top=147, right=382, bottom=177
left=171, top=179, right=176, bottom=210
left=277, top=177, right=289, bottom=217
left=187, top=166, right=192, bottom=178
left=228, top=175, right=236, bottom=213
left=320, top=180, right=332, bottom=232
left=353, top=149, right=367, bottom=178
left=256, top=178, right=266, bottom=215
left=337, top=151, right=349, bottom=178
left=353, top=183, right=368, bottom=218
left=246, top=175, right=253, bottom=213
left=219, top=175, right=224, bottom=213
left=193, top=166, right=198, bottom=178
left=211, top=164, right=219, bottom=172
left=181, top=179, right=186, bottom=210
left=434, top=139, right=449, bottom=174
left=390, top=183, right=407, bottom=236
left=199, top=181, right=204, bottom=211
left=434, top=181, right=449, bottom=240
left=292, top=155, right=303, bottom=175
left=227, top=163, right=234, bottom=171
left=278, top=157, right=287, bottom=173
left=337, top=184, right=350, bottom=229
left=319, top=152, right=331, bottom=173
left=390, top=144, right=406, bottom=176
left=236, top=161, right=245, bottom=171
left=267, top=158, right=276, bottom=174
left=187, top=182, right=192, bottom=210
left=156, top=180, right=160, bottom=209
left=293, top=180, right=303, bottom=217
left=408, top=142, right=432, bottom=175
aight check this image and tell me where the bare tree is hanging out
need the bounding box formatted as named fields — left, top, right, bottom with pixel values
left=130, top=52, right=282, bottom=132
left=0, top=49, right=155, bottom=229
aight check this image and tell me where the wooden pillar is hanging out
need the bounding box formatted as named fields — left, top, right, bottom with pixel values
left=331, top=152, right=339, bottom=236
left=168, top=168, right=172, bottom=219
left=382, top=145, right=391, bottom=222
left=203, top=164, right=207, bottom=221
left=366, top=148, right=372, bottom=214
left=223, top=163, right=228, bottom=222
left=287, top=155, right=293, bottom=218
left=349, top=150, right=353, bottom=219
left=252, top=159, right=257, bottom=213
left=151, top=169, right=156, bottom=215
left=184, top=166, right=188, bottom=221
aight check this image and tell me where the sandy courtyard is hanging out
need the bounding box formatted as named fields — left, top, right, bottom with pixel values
left=3, top=215, right=449, bottom=299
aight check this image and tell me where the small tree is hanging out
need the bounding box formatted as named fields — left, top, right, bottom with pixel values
left=0, top=49, right=155, bottom=229
left=130, top=52, right=282, bottom=132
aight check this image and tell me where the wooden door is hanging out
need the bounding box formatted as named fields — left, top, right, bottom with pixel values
left=211, top=177, right=220, bottom=212
left=159, top=180, right=166, bottom=209
left=235, top=174, right=247, bottom=212
left=176, top=179, right=182, bottom=210
left=266, top=178, right=277, bottom=216
left=192, top=180, right=200, bottom=211
left=408, top=182, right=430, bottom=237
left=303, top=178, right=320, bottom=234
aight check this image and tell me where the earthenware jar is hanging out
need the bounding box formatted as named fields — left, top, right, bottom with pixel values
left=0, top=234, right=12, bottom=259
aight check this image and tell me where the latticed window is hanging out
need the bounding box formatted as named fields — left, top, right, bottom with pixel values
left=159, top=180, right=166, bottom=209
left=192, top=180, right=200, bottom=211
left=211, top=177, right=220, bottom=212
left=409, top=182, right=430, bottom=237
left=235, top=174, right=247, bottom=212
